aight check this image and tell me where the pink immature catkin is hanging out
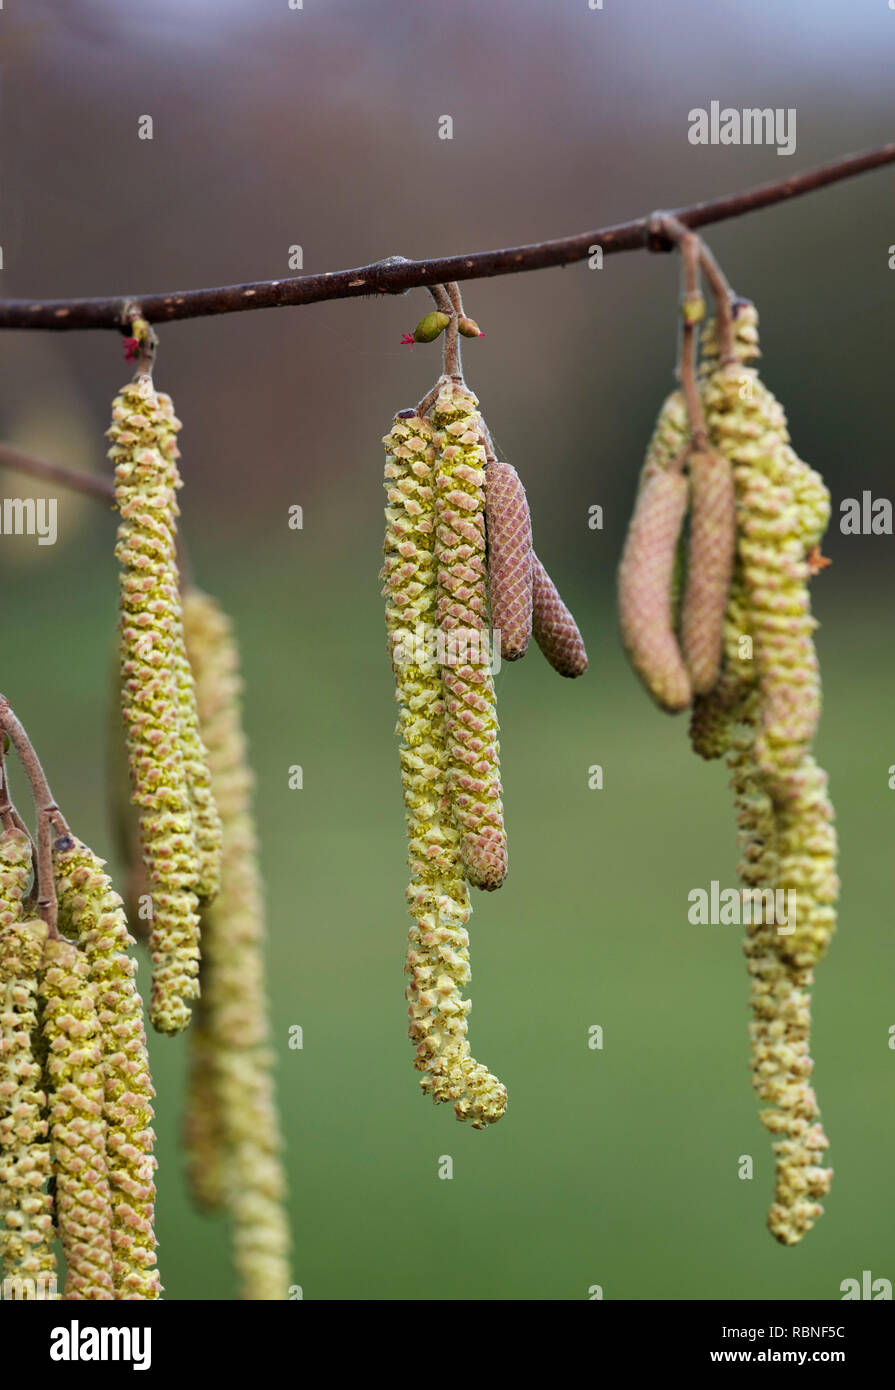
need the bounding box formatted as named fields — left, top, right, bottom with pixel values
left=680, top=449, right=737, bottom=694
left=484, top=461, right=533, bottom=661
left=618, top=465, right=692, bottom=712
left=531, top=555, right=588, bottom=678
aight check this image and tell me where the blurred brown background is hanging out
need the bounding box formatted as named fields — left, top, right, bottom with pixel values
left=0, top=0, right=893, bottom=1301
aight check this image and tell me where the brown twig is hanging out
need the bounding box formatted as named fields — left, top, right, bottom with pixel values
left=654, top=216, right=711, bottom=452
left=0, top=143, right=890, bottom=331
left=0, top=442, right=115, bottom=504
left=0, top=698, right=70, bottom=936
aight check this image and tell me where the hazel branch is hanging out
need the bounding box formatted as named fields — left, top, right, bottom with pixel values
left=0, top=441, right=115, bottom=505
left=0, top=142, right=891, bottom=331
left=0, top=697, right=71, bottom=936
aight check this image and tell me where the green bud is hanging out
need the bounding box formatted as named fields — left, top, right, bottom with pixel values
left=412, top=311, right=451, bottom=343
left=458, top=316, right=483, bottom=338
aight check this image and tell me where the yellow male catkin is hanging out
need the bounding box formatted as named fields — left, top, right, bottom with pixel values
left=0, top=827, right=55, bottom=1293
left=701, top=305, right=829, bottom=793
left=182, top=588, right=291, bottom=1299
left=40, top=937, right=116, bottom=1299
left=729, top=699, right=833, bottom=1245
left=695, top=306, right=838, bottom=1242
left=53, top=836, right=161, bottom=1299
left=109, top=375, right=203, bottom=1033
left=382, top=410, right=506, bottom=1128
left=431, top=379, right=507, bottom=891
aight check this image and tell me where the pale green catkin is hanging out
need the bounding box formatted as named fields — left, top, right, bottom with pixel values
left=182, top=588, right=291, bottom=1299
left=0, top=827, right=55, bottom=1294
left=701, top=306, right=829, bottom=793
left=730, top=697, right=833, bottom=1246
left=698, top=308, right=838, bottom=1242
left=109, top=375, right=202, bottom=1033
left=382, top=410, right=507, bottom=1128
left=53, top=836, right=161, bottom=1299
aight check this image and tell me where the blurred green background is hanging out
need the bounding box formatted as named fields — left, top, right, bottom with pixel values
left=0, top=0, right=893, bottom=1300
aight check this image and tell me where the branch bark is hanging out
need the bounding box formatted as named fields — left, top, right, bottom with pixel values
left=0, top=141, right=891, bottom=331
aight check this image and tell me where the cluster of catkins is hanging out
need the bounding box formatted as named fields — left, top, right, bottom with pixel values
left=0, top=826, right=159, bottom=1298
left=618, top=302, right=838, bottom=1245
left=108, top=372, right=222, bottom=1035
left=382, top=374, right=586, bottom=1126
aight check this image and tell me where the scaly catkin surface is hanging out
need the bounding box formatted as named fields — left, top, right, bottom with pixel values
left=53, top=837, right=161, bottom=1299
left=0, top=827, right=55, bottom=1292
left=40, top=938, right=116, bottom=1299
left=109, top=375, right=202, bottom=1034
left=618, top=391, right=692, bottom=712
left=680, top=448, right=736, bottom=694
left=530, top=554, right=588, bottom=677
left=432, top=379, right=508, bottom=891
left=484, top=460, right=533, bottom=661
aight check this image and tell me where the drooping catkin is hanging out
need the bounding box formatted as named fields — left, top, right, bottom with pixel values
left=181, top=1000, right=228, bottom=1214
left=109, top=374, right=202, bottom=1033
left=618, top=394, right=693, bottom=712
left=382, top=410, right=506, bottom=1128
left=531, top=554, right=588, bottom=677
left=701, top=305, right=828, bottom=793
left=729, top=698, right=833, bottom=1245
left=680, top=448, right=736, bottom=693
left=53, top=836, right=160, bottom=1299
left=484, top=460, right=533, bottom=661
left=0, top=827, right=55, bottom=1293
left=40, top=937, right=116, bottom=1299
left=432, top=378, right=507, bottom=892
left=182, top=588, right=291, bottom=1299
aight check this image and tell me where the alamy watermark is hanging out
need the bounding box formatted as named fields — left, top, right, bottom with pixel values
left=1, top=1272, right=58, bottom=1300
left=0, top=497, right=58, bottom=545
left=688, top=881, right=797, bottom=935
left=688, top=103, right=796, bottom=157
left=391, top=623, right=502, bottom=675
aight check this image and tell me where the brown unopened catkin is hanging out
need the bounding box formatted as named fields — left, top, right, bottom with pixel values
left=484, top=460, right=533, bottom=661
left=680, top=448, right=736, bottom=694
left=618, top=463, right=692, bottom=712
left=531, top=555, right=588, bottom=677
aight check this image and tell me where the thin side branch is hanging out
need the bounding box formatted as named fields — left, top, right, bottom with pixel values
left=0, top=142, right=890, bottom=330
left=0, top=697, right=71, bottom=935
left=0, top=442, right=115, bottom=504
